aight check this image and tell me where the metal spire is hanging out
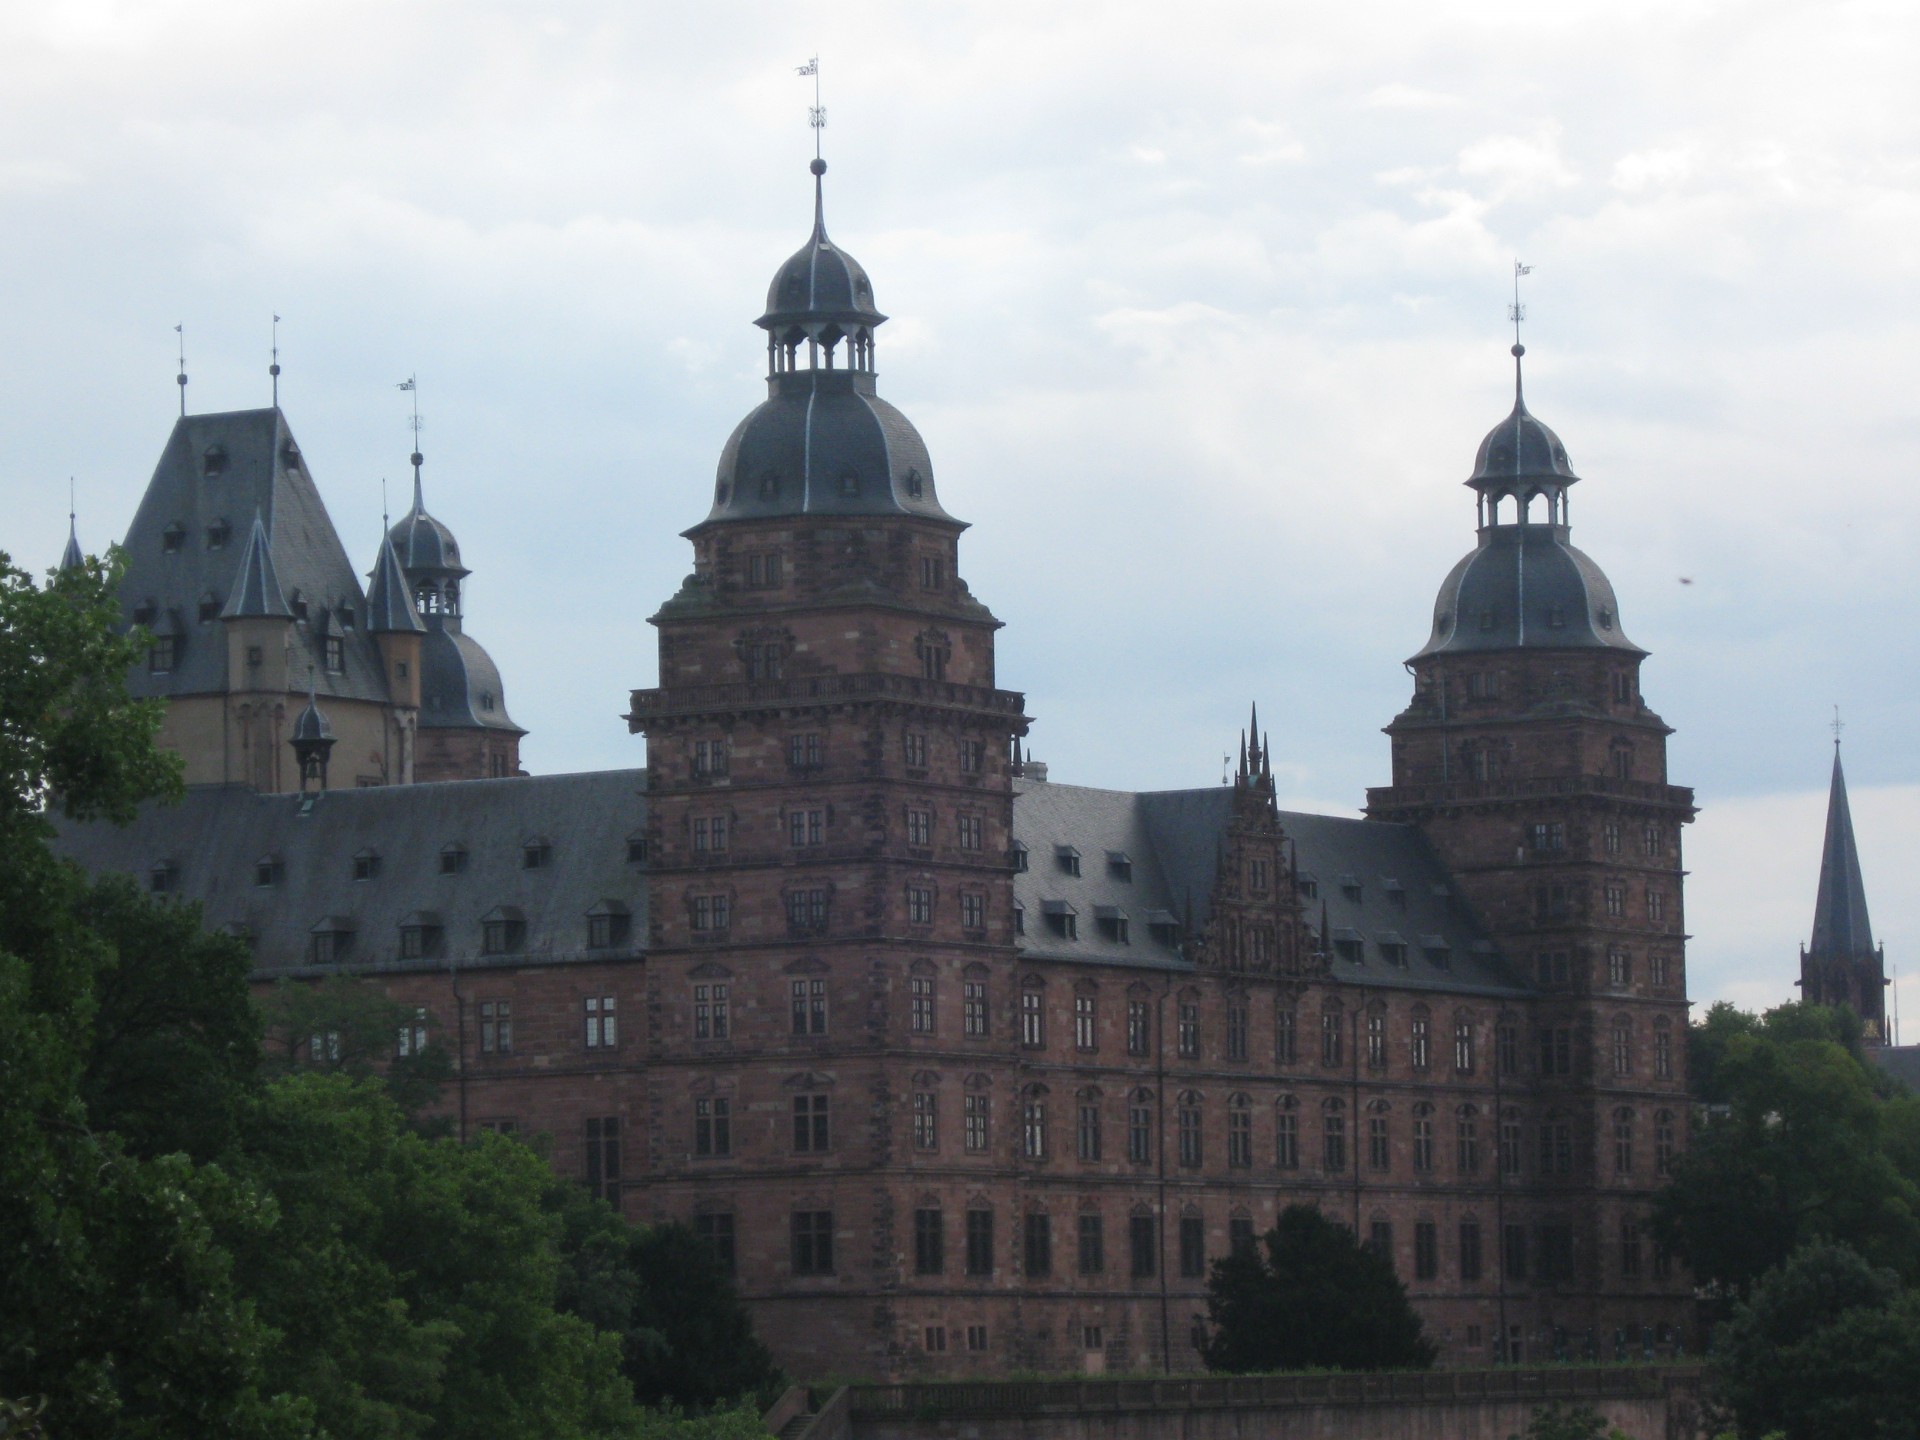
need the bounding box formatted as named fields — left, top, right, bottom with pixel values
left=797, top=56, right=825, bottom=160
left=174, top=324, right=187, bottom=416
left=1509, top=261, right=1534, bottom=404
left=398, top=376, right=423, bottom=511
left=1810, top=738, right=1875, bottom=958
left=270, top=314, right=282, bottom=406
left=60, top=477, right=84, bottom=571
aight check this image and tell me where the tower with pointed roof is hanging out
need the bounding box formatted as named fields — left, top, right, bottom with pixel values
left=626, top=157, right=1031, bottom=1374
left=1367, top=342, right=1697, bottom=1352
left=1799, top=743, right=1886, bottom=1038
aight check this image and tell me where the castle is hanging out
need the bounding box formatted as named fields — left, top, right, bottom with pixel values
left=57, top=157, right=1699, bottom=1377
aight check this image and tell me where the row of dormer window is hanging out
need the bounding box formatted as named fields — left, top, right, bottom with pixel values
left=147, top=830, right=649, bottom=897
left=296, top=902, right=632, bottom=963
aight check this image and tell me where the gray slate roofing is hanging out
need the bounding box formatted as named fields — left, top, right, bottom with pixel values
left=1872, top=1045, right=1920, bottom=1091
left=1414, top=524, right=1641, bottom=660
left=1810, top=748, right=1876, bottom=957
left=1469, top=361, right=1581, bottom=493
left=55, top=772, right=1518, bottom=999
left=758, top=166, right=886, bottom=331
left=1012, top=779, right=1523, bottom=997
left=118, top=408, right=391, bottom=705
left=53, top=771, right=648, bottom=975
left=420, top=627, right=521, bottom=733
left=388, top=470, right=468, bottom=579
left=60, top=518, right=84, bottom=572
left=364, top=534, right=426, bottom=635
left=220, top=514, right=291, bottom=619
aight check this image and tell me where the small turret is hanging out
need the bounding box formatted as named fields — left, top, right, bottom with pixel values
left=290, top=670, right=336, bottom=794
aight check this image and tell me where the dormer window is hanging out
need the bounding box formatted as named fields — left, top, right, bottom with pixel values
left=201, top=445, right=229, bottom=476
left=905, top=467, right=924, bottom=498
left=481, top=906, right=526, bottom=955
left=147, top=634, right=176, bottom=673
left=1043, top=900, right=1078, bottom=940
left=161, top=523, right=186, bottom=553
left=1331, top=929, right=1364, bottom=964
left=587, top=902, right=631, bottom=949
left=205, top=520, right=231, bottom=550
left=1478, top=608, right=1496, bottom=632
left=1296, top=874, right=1319, bottom=900
left=281, top=443, right=302, bottom=469
left=352, top=849, right=382, bottom=882
left=479, top=691, right=496, bottom=712
left=309, top=917, right=355, bottom=964
left=839, top=469, right=859, bottom=496
left=198, top=592, right=221, bottom=623
left=1546, top=604, right=1567, bottom=629
left=288, top=590, right=308, bottom=624
left=1055, top=846, right=1081, bottom=877
left=1095, top=906, right=1130, bottom=944
left=439, top=844, right=468, bottom=875
left=626, top=832, right=649, bottom=864
left=1146, top=910, right=1181, bottom=948
left=1107, top=851, right=1133, bottom=882
left=324, top=635, right=344, bottom=674
left=1338, top=874, right=1362, bottom=903
left=254, top=855, right=283, bottom=887
left=1383, top=878, right=1406, bottom=909
left=149, top=860, right=179, bottom=894
left=523, top=838, right=552, bottom=870
left=1011, top=842, right=1029, bottom=872
left=398, top=912, right=443, bottom=960
left=1420, top=935, right=1452, bottom=969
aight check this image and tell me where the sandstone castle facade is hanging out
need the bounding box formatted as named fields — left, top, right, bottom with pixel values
left=60, top=157, right=1697, bottom=1378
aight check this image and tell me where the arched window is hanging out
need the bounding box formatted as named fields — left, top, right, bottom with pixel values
left=1366, top=1098, right=1392, bottom=1171
left=1320, top=1000, right=1344, bottom=1067
left=1076, top=1086, right=1103, bottom=1162
left=1227, top=1093, right=1253, bottom=1169
left=1500, top=1105, right=1524, bottom=1177
left=1021, top=1083, right=1049, bottom=1161
left=1653, top=1016, right=1674, bottom=1080
left=1454, top=1012, right=1477, bottom=1073
left=1409, top=1005, right=1431, bottom=1072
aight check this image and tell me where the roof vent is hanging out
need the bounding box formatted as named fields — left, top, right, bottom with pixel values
left=201, top=445, right=229, bottom=476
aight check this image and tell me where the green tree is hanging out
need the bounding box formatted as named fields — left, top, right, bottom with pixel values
left=1654, top=1011, right=1920, bottom=1296
left=1202, top=1205, right=1436, bottom=1372
left=552, top=1190, right=781, bottom=1411
left=1712, top=1240, right=1920, bottom=1440
left=258, top=974, right=452, bottom=1118
left=1509, top=1404, right=1636, bottom=1440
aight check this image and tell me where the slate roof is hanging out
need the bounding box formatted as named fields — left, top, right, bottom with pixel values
left=758, top=165, right=886, bottom=331
left=1013, top=779, right=1522, bottom=996
left=118, top=407, right=391, bottom=705
left=420, top=627, right=522, bottom=733
left=1810, top=747, right=1877, bottom=958
left=54, top=772, right=1519, bottom=999
left=220, top=514, right=292, bottom=619
left=1872, top=1045, right=1920, bottom=1091
left=364, top=534, right=426, bottom=635
left=53, top=771, right=649, bottom=975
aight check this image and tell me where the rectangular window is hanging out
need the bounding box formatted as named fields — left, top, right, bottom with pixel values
left=693, top=982, right=730, bottom=1040
left=1414, top=1222, right=1438, bottom=1281
left=479, top=1000, right=512, bottom=1055
left=1655, top=1029, right=1674, bottom=1079
left=1023, top=1212, right=1052, bottom=1276
left=966, top=1210, right=994, bottom=1276
left=1412, top=1112, right=1434, bottom=1172
left=792, top=1093, right=830, bottom=1152
left=1074, top=994, right=1097, bottom=1051
left=964, top=1092, right=990, bottom=1153
left=1323, top=1111, right=1347, bottom=1171
left=746, top=551, right=784, bottom=588
left=914, top=1208, right=945, bottom=1275
left=792, top=1211, right=834, bottom=1276
left=1369, top=1221, right=1393, bottom=1263
left=584, top=994, right=617, bottom=1049
left=1226, top=1001, right=1249, bottom=1062
left=966, top=1324, right=988, bottom=1352
left=694, top=1097, right=731, bottom=1157
left=399, top=925, right=431, bottom=962
left=1608, top=948, right=1631, bottom=987
left=1077, top=1100, right=1102, bottom=1161
left=1228, top=1105, right=1252, bottom=1168
left=1503, top=1224, right=1528, bottom=1282
left=1321, top=1010, right=1343, bottom=1066
left=964, top=979, right=989, bottom=1037
left=692, top=737, right=728, bottom=779
left=1621, top=1218, right=1642, bottom=1278
left=1643, top=823, right=1664, bottom=857
left=1529, top=821, right=1567, bottom=852
left=1021, top=990, right=1044, bottom=1048
left=694, top=1211, right=735, bottom=1274
left=1129, top=1214, right=1158, bottom=1278
left=1604, top=883, right=1626, bottom=918
left=396, top=1007, right=428, bottom=1058
left=1022, top=1098, right=1047, bottom=1159
left=957, top=814, right=983, bottom=851
left=903, top=731, right=928, bottom=769
left=1276, top=1008, right=1297, bottom=1065
left=924, top=1326, right=946, bottom=1353
left=1540, top=1225, right=1574, bottom=1286
left=323, top=634, right=344, bottom=674
left=1457, top=1113, right=1480, bottom=1173
left=960, top=891, right=985, bottom=930
left=1177, top=1102, right=1202, bottom=1167
left=1127, top=999, right=1152, bottom=1057
left=788, top=732, right=822, bottom=770
left=1127, top=1097, right=1152, bottom=1164
left=1369, top=1115, right=1390, bottom=1171
left=906, top=808, right=933, bottom=848
left=910, top=974, right=936, bottom=1034
left=1501, top=1114, right=1522, bottom=1176
left=1078, top=1213, right=1105, bottom=1274
left=959, top=739, right=985, bottom=773
left=906, top=886, right=934, bottom=926
left=786, top=809, right=823, bottom=848
left=1230, top=1216, right=1256, bottom=1255
left=585, top=1116, right=621, bottom=1204
left=1179, top=1215, right=1206, bottom=1278
left=791, top=978, right=828, bottom=1035
left=1460, top=1221, right=1483, bottom=1282
left=1650, top=953, right=1671, bottom=987
left=1455, top=1021, right=1476, bottom=1073
left=913, top=1091, right=938, bottom=1151
left=920, top=554, right=945, bottom=590
left=693, top=814, right=729, bottom=852
left=1539, top=1028, right=1572, bottom=1077
left=690, top=893, right=732, bottom=934
left=1367, top=1013, right=1387, bottom=1069
left=1604, top=821, right=1623, bottom=854
left=1276, top=1108, right=1299, bottom=1169
left=1647, top=889, right=1667, bottom=923
left=1177, top=1002, right=1200, bottom=1059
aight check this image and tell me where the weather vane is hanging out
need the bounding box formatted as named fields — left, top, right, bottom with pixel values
left=270, top=314, right=282, bottom=406
left=1510, top=261, right=1533, bottom=349
left=1833, top=705, right=1845, bottom=749
left=797, top=56, right=824, bottom=158
left=174, top=323, right=187, bottom=416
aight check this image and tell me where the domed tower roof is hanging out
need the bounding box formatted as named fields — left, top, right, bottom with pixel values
left=696, top=161, right=957, bottom=531
left=388, top=462, right=469, bottom=581
left=1413, top=345, right=1641, bottom=660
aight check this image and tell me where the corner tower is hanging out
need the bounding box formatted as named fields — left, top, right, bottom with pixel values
left=625, top=160, right=1030, bottom=1375
left=1366, top=343, right=1696, bottom=1347
left=1799, top=742, right=1886, bottom=1038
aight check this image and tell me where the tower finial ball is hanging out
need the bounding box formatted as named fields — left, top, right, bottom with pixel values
left=1512, top=343, right=1525, bottom=358
left=810, top=158, right=827, bottom=176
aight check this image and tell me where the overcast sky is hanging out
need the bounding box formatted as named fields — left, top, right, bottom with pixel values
left=3, top=0, right=1915, bottom=1020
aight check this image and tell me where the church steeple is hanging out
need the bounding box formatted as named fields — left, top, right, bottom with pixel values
left=1801, top=740, right=1886, bottom=1038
